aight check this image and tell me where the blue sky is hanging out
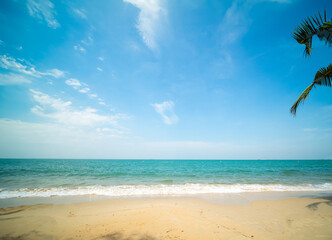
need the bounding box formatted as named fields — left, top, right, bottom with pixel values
left=0, top=0, right=331, bottom=159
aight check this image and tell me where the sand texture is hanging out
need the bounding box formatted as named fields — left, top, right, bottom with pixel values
left=0, top=197, right=332, bottom=240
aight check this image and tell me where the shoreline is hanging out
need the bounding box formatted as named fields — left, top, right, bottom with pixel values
left=1, top=196, right=332, bottom=240
left=1, top=190, right=332, bottom=208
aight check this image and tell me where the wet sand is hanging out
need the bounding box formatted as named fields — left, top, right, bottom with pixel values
left=0, top=197, right=332, bottom=240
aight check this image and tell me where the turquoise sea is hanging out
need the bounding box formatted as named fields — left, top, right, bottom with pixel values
left=1, top=159, right=332, bottom=201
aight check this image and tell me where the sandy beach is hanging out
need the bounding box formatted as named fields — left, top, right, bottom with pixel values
left=1, top=197, right=331, bottom=240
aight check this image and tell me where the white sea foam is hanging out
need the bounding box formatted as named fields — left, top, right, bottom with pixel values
left=0, top=183, right=332, bottom=199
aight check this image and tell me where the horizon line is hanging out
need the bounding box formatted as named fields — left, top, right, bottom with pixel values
left=0, top=158, right=331, bottom=161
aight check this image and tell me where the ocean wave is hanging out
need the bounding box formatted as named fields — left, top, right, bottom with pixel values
left=0, top=183, right=332, bottom=199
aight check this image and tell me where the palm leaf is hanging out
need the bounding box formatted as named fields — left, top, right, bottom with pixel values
left=290, top=82, right=315, bottom=115
left=317, top=22, right=332, bottom=47
left=290, top=63, right=332, bottom=115
left=314, top=64, right=332, bottom=86
left=293, top=10, right=332, bottom=57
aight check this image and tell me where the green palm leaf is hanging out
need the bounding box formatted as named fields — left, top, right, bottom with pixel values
left=290, top=83, right=315, bottom=115
left=290, top=64, right=332, bottom=115
left=314, top=64, right=332, bottom=86
left=293, top=10, right=332, bottom=57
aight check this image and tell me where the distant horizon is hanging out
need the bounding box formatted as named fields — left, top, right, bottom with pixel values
left=1, top=158, right=331, bottom=161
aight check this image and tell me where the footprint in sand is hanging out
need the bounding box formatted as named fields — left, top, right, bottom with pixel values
left=68, top=211, right=76, bottom=217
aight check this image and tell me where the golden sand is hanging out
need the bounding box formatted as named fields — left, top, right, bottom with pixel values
left=0, top=197, right=331, bottom=240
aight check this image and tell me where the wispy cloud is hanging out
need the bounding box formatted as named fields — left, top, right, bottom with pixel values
left=0, top=73, right=31, bottom=85
left=98, top=57, right=104, bottom=61
left=0, top=118, right=130, bottom=158
left=151, top=101, right=178, bottom=125
left=79, top=87, right=90, bottom=93
left=0, top=55, right=65, bottom=78
left=46, top=68, right=65, bottom=78
left=97, top=67, right=103, bottom=72
left=65, top=78, right=91, bottom=94
left=0, top=55, right=41, bottom=77
left=81, top=35, right=93, bottom=46
left=30, top=89, right=127, bottom=127
left=219, top=0, right=290, bottom=46
left=65, top=78, right=106, bottom=105
left=73, top=34, right=93, bottom=54
left=303, top=128, right=318, bottom=132
left=74, top=45, right=86, bottom=53
left=65, top=78, right=82, bottom=89
left=26, top=0, right=60, bottom=29
left=219, top=1, right=251, bottom=46
left=73, top=8, right=87, bottom=19
left=123, top=0, right=166, bottom=51
left=216, top=0, right=290, bottom=79
left=212, top=52, right=234, bottom=79
left=89, top=93, right=98, bottom=98
left=303, top=128, right=332, bottom=133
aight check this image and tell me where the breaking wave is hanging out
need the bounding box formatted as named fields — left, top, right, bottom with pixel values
left=1, top=183, right=332, bottom=199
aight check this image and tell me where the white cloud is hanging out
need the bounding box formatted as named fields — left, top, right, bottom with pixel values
left=303, top=128, right=318, bottom=132
left=73, top=35, right=93, bottom=54
left=65, top=78, right=81, bottom=89
left=97, top=67, right=103, bottom=72
left=17, top=46, right=23, bottom=51
left=216, top=0, right=289, bottom=79
left=127, top=40, right=141, bottom=51
left=0, top=55, right=40, bottom=77
left=89, top=93, right=98, bottom=98
left=65, top=78, right=92, bottom=94
left=30, top=89, right=71, bottom=111
left=26, top=0, right=60, bottom=29
left=219, top=0, right=290, bottom=46
left=73, top=8, right=87, bottom=19
left=96, top=127, right=125, bottom=135
left=79, top=87, right=90, bottom=93
left=303, top=128, right=332, bottom=133
left=0, top=121, right=330, bottom=158
left=0, top=73, right=31, bottom=85
left=81, top=35, right=93, bottom=46
left=29, top=89, right=127, bottom=127
left=151, top=101, right=178, bottom=125
left=47, top=68, right=65, bottom=78
left=123, top=0, right=166, bottom=51
left=0, top=55, right=64, bottom=79
left=98, top=57, right=104, bottom=61
left=219, top=1, right=251, bottom=46
left=74, top=45, right=86, bottom=53
left=0, top=118, right=132, bottom=158
left=65, top=79, right=108, bottom=106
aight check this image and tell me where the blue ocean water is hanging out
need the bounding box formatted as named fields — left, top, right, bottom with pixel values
left=0, top=159, right=331, bottom=199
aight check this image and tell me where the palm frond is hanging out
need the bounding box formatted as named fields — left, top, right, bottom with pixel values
left=290, top=82, right=315, bottom=115
left=290, top=63, right=332, bottom=115
left=293, top=10, right=331, bottom=57
left=317, top=22, right=332, bottom=47
left=314, top=63, right=332, bottom=87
